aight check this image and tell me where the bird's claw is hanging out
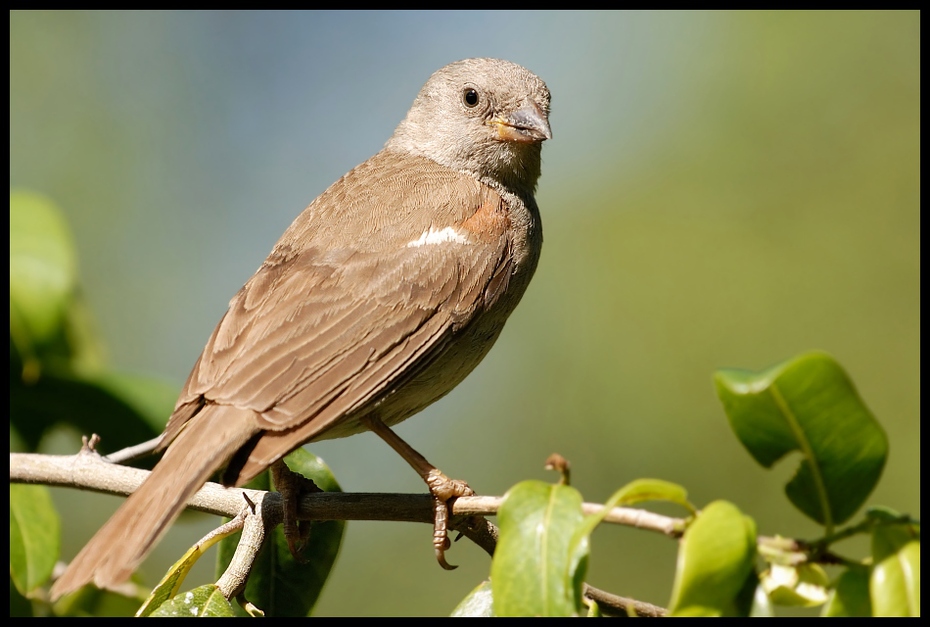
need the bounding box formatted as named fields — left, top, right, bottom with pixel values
left=271, top=461, right=321, bottom=563
left=426, top=469, right=475, bottom=570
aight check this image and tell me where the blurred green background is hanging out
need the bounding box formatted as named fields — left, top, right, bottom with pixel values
left=10, top=11, right=919, bottom=616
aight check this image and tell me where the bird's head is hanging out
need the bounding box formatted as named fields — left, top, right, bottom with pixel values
left=386, top=58, right=551, bottom=198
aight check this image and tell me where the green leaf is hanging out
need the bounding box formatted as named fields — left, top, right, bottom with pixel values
left=9, top=484, right=60, bottom=596
left=215, top=448, right=344, bottom=617
left=10, top=576, right=32, bottom=617
left=51, top=581, right=148, bottom=617
left=669, top=500, right=757, bottom=616
left=10, top=368, right=170, bottom=452
left=136, top=519, right=240, bottom=617
left=870, top=522, right=920, bottom=616
left=282, top=447, right=343, bottom=494
left=748, top=581, right=774, bottom=617
left=149, top=584, right=236, bottom=617
left=9, top=191, right=78, bottom=366
left=88, top=371, right=181, bottom=435
left=715, top=351, right=888, bottom=529
left=870, top=512, right=919, bottom=561
left=491, top=480, right=585, bottom=616
left=451, top=579, right=495, bottom=617
left=605, top=478, right=694, bottom=513
left=866, top=504, right=911, bottom=525
left=585, top=598, right=602, bottom=617
left=562, top=478, right=692, bottom=606
left=823, top=566, right=872, bottom=617
left=761, top=563, right=830, bottom=607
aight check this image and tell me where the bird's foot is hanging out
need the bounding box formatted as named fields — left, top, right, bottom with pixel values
left=425, top=469, right=476, bottom=570
left=271, top=460, right=322, bottom=562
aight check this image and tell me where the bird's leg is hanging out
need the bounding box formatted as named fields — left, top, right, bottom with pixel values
left=360, top=415, right=475, bottom=570
left=270, top=459, right=321, bottom=561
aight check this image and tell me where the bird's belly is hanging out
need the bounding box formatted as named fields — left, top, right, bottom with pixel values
left=313, top=238, right=539, bottom=442
left=308, top=302, right=510, bottom=442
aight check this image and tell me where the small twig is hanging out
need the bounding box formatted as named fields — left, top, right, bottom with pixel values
left=201, top=509, right=249, bottom=552
left=583, top=585, right=668, bottom=617
left=757, top=535, right=861, bottom=569
left=216, top=497, right=275, bottom=600
left=102, top=434, right=165, bottom=465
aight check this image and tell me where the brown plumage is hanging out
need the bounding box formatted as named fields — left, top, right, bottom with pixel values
left=51, top=57, right=551, bottom=599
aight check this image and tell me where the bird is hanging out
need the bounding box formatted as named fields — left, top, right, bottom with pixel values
left=50, top=57, right=551, bottom=600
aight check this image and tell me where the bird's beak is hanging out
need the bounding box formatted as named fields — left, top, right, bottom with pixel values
left=490, top=102, right=552, bottom=144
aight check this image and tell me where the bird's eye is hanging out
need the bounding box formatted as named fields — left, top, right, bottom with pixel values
left=462, top=88, right=480, bottom=108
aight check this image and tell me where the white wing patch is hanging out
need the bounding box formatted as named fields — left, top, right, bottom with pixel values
left=406, top=226, right=471, bottom=248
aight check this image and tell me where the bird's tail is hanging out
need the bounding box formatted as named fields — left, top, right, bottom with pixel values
left=50, top=404, right=259, bottom=600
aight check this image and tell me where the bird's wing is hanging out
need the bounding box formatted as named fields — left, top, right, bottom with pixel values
left=163, top=154, right=519, bottom=482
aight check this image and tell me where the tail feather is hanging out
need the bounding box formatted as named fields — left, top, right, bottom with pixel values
left=50, top=404, right=259, bottom=600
